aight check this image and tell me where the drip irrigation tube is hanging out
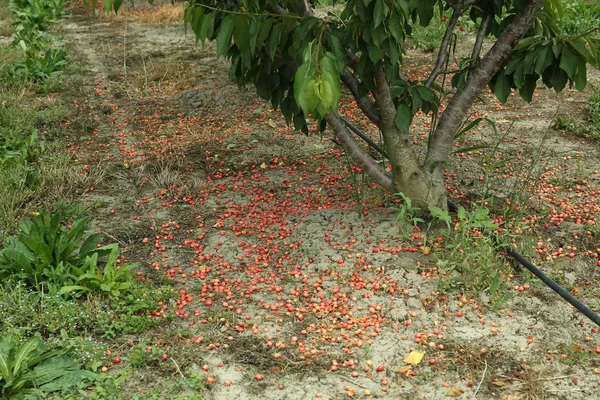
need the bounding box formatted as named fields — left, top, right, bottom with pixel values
left=340, top=115, right=600, bottom=327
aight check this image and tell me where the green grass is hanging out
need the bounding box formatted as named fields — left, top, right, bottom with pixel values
left=0, top=0, right=10, bottom=20
left=552, top=86, right=600, bottom=142
left=557, top=0, right=600, bottom=35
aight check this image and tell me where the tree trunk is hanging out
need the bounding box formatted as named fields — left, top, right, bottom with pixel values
left=326, top=111, right=447, bottom=210
left=373, top=68, right=447, bottom=210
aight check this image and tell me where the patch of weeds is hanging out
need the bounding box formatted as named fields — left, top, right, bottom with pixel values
left=427, top=203, right=514, bottom=308
left=0, top=282, right=95, bottom=341
left=396, top=192, right=424, bottom=239
left=126, top=341, right=165, bottom=368
left=588, top=84, right=600, bottom=133
left=407, top=8, right=476, bottom=52
left=0, top=210, right=123, bottom=295
left=77, top=369, right=131, bottom=400
left=0, top=87, right=89, bottom=239
left=92, top=285, right=175, bottom=340
left=84, top=367, right=205, bottom=400
left=553, top=115, right=600, bottom=141
left=408, top=13, right=448, bottom=52
left=0, top=0, right=11, bottom=20
left=0, top=334, right=96, bottom=399
left=555, top=342, right=592, bottom=365
left=53, top=333, right=108, bottom=371
left=51, top=200, right=88, bottom=221
left=129, top=368, right=205, bottom=400
left=2, top=0, right=69, bottom=85
left=556, top=0, right=600, bottom=35
left=552, top=85, right=600, bottom=141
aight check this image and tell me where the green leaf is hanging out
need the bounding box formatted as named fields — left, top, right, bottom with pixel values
left=388, top=38, right=400, bottom=65
left=452, top=145, right=493, bottom=155
left=293, top=63, right=313, bottom=115
left=388, top=13, right=404, bottom=44
left=394, top=102, right=412, bottom=132
left=455, top=117, right=495, bottom=139
left=514, top=36, right=539, bottom=51
left=411, top=89, right=422, bottom=114
left=549, top=67, right=568, bottom=92
left=534, top=45, right=553, bottom=76
left=373, top=0, right=386, bottom=28
left=327, top=35, right=347, bottom=72
left=31, top=355, right=88, bottom=390
left=519, top=74, right=537, bottom=103
left=58, top=285, right=91, bottom=296
left=293, top=17, right=317, bottom=51
left=367, top=41, right=385, bottom=63
left=197, top=12, right=216, bottom=44
left=216, top=16, right=235, bottom=58
left=428, top=206, right=452, bottom=223
left=0, top=336, right=12, bottom=378
left=12, top=337, right=41, bottom=376
left=248, top=17, right=260, bottom=55
left=78, top=233, right=102, bottom=257
left=573, top=63, right=587, bottom=91
left=372, top=25, right=387, bottom=47
left=100, top=284, right=112, bottom=292
left=233, top=15, right=250, bottom=51
left=559, top=47, right=579, bottom=80
left=112, top=0, right=123, bottom=12
left=491, top=73, right=511, bottom=103
left=256, top=18, right=273, bottom=50
left=266, top=23, right=282, bottom=60
left=415, top=86, right=439, bottom=109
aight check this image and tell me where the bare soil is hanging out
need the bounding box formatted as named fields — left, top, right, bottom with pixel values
left=59, top=5, right=600, bottom=399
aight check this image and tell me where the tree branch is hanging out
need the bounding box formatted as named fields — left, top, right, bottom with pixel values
left=424, top=2, right=464, bottom=88
left=341, top=69, right=380, bottom=125
left=425, top=0, right=545, bottom=172
left=325, top=111, right=394, bottom=192
left=374, top=68, right=402, bottom=135
left=346, top=51, right=360, bottom=70
left=302, top=0, right=312, bottom=16
left=471, top=14, right=492, bottom=64
left=266, top=4, right=286, bottom=16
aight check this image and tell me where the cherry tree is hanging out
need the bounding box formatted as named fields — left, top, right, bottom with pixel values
left=107, top=0, right=600, bottom=209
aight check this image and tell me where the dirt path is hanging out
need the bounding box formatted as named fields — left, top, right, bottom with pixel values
left=60, top=8, right=600, bottom=399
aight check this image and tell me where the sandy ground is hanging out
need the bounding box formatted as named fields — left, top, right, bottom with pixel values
left=56, top=6, right=600, bottom=399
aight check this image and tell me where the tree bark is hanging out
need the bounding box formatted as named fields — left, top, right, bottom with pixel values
left=373, top=69, right=447, bottom=209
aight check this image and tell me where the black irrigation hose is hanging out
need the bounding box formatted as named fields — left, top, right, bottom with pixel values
left=341, top=116, right=600, bottom=327
left=446, top=200, right=600, bottom=327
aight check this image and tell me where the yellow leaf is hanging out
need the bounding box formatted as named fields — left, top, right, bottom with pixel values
left=403, top=350, right=425, bottom=365
left=491, top=381, right=505, bottom=386
left=446, top=388, right=464, bottom=397
left=594, top=368, right=600, bottom=374
left=260, top=163, right=267, bottom=169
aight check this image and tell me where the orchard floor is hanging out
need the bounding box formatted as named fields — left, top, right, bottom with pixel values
left=49, top=4, right=600, bottom=399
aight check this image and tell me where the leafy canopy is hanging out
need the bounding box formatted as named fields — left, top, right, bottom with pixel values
left=101, top=0, right=600, bottom=135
